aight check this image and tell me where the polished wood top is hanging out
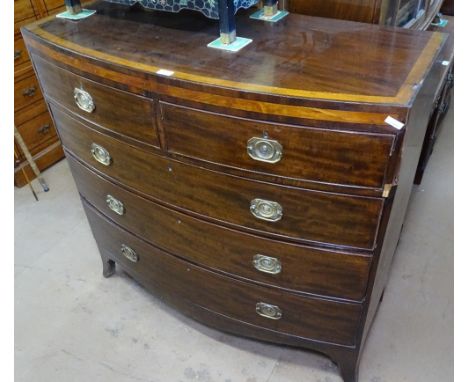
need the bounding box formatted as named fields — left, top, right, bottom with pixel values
left=24, top=1, right=445, bottom=106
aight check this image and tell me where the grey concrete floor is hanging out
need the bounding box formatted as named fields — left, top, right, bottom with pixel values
left=15, top=105, right=453, bottom=382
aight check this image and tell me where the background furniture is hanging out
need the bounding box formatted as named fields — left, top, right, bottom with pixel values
left=440, top=0, right=453, bottom=15
left=285, top=0, right=443, bottom=29
left=23, top=2, right=446, bottom=381
left=14, top=0, right=65, bottom=187
left=414, top=15, right=454, bottom=184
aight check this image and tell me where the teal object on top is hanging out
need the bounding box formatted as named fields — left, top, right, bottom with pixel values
left=104, top=0, right=259, bottom=19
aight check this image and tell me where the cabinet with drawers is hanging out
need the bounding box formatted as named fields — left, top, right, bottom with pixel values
left=23, top=2, right=447, bottom=381
left=14, top=0, right=66, bottom=186
left=285, top=0, right=444, bottom=29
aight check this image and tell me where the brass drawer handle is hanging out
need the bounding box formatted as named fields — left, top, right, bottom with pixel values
left=74, top=87, right=95, bottom=113
left=120, top=244, right=139, bottom=263
left=256, top=302, right=282, bottom=320
left=90, top=143, right=112, bottom=166
left=253, top=254, right=282, bottom=275
left=14, top=50, right=23, bottom=60
left=250, top=198, right=283, bottom=222
left=37, top=124, right=51, bottom=134
left=247, top=137, right=283, bottom=164
left=106, top=194, right=125, bottom=216
left=22, top=86, right=36, bottom=97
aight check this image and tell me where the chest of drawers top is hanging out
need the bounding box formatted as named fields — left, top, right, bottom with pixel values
left=22, top=1, right=446, bottom=197
left=23, top=1, right=444, bottom=107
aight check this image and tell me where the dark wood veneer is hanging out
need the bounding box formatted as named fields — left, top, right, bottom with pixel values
left=23, top=3, right=446, bottom=380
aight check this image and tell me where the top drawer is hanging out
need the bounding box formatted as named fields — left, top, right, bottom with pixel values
left=31, top=54, right=159, bottom=147
left=161, top=102, right=395, bottom=189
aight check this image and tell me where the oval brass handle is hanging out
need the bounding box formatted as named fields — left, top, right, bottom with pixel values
left=120, top=244, right=139, bottom=263
left=253, top=254, right=282, bottom=275
left=74, top=87, right=95, bottom=113
left=106, top=194, right=125, bottom=216
left=250, top=199, right=283, bottom=222
left=247, top=137, right=283, bottom=164
left=22, top=86, right=36, bottom=97
left=256, top=302, right=282, bottom=320
left=90, top=143, right=112, bottom=166
left=37, top=124, right=51, bottom=134
left=14, top=50, right=23, bottom=60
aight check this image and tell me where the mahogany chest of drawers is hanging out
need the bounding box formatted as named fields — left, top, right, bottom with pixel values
left=23, top=2, right=447, bottom=380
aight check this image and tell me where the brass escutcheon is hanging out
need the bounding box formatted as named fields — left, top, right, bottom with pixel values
left=256, top=302, right=282, bottom=320
left=120, top=244, right=139, bottom=263
left=74, top=87, right=95, bottom=113
left=253, top=254, right=282, bottom=275
left=247, top=137, right=283, bottom=164
left=90, top=143, right=112, bottom=166
left=250, top=199, right=283, bottom=222
left=106, top=195, right=125, bottom=216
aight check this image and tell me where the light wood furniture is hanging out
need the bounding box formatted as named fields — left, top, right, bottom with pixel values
left=14, top=0, right=66, bottom=187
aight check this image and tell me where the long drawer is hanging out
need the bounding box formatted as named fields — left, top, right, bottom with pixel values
left=161, top=101, right=395, bottom=189
left=32, top=54, right=159, bottom=147
left=84, top=201, right=363, bottom=346
left=69, top=155, right=372, bottom=300
left=52, top=104, right=384, bottom=250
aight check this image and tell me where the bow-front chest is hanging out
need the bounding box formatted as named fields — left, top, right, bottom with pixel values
left=23, top=2, right=447, bottom=380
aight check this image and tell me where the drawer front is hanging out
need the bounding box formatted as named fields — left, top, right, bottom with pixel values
left=16, top=112, right=57, bottom=152
left=161, top=102, right=395, bottom=189
left=84, top=201, right=363, bottom=346
left=14, top=36, right=30, bottom=69
left=15, top=70, right=43, bottom=111
left=32, top=54, right=159, bottom=147
left=69, top=156, right=372, bottom=300
left=53, top=105, right=383, bottom=250
left=14, top=0, right=36, bottom=23
left=43, top=0, right=64, bottom=13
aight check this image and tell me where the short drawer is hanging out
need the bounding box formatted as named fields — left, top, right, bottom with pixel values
left=53, top=104, right=383, bottom=250
left=16, top=112, right=57, bottom=152
left=84, top=201, right=363, bottom=346
left=69, top=155, right=372, bottom=300
left=15, top=69, right=43, bottom=111
left=31, top=54, right=159, bottom=147
left=161, top=102, right=395, bottom=189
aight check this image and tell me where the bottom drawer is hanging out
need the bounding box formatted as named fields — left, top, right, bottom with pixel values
left=84, top=201, right=362, bottom=347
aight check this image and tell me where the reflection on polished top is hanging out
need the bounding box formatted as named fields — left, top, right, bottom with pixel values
left=25, top=1, right=446, bottom=105
left=104, top=0, right=259, bottom=19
